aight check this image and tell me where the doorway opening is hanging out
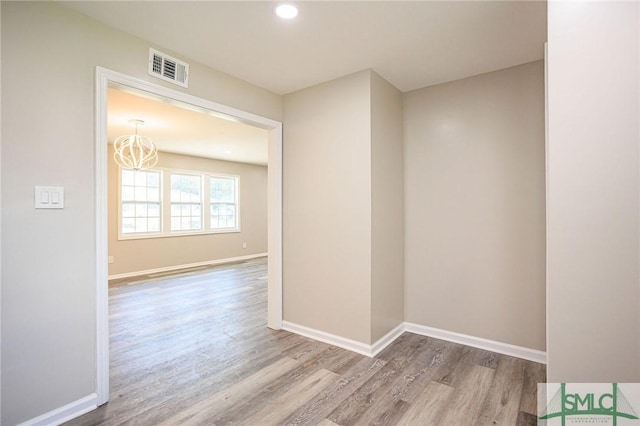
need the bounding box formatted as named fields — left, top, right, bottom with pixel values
left=95, top=67, right=282, bottom=405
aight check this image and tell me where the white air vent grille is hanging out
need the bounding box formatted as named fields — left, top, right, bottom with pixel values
left=148, top=48, right=189, bottom=88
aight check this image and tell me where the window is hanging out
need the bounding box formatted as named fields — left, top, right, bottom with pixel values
left=118, top=167, right=240, bottom=240
left=170, top=174, right=202, bottom=231
left=210, top=176, right=238, bottom=230
left=120, top=169, right=161, bottom=234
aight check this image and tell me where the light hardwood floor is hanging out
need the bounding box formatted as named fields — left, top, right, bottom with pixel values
left=66, top=257, right=545, bottom=426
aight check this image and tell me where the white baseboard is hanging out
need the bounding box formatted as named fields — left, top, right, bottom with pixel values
left=18, top=393, right=97, bottom=426
left=108, top=253, right=268, bottom=280
left=282, top=320, right=546, bottom=364
left=282, top=321, right=374, bottom=356
left=404, top=322, right=547, bottom=364
left=282, top=321, right=405, bottom=358
left=371, top=323, right=406, bottom=356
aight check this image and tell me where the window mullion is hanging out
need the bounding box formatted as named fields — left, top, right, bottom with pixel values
left=204, top=175, right=211, bottom=230
left=162, top=170, right=171, bottom=233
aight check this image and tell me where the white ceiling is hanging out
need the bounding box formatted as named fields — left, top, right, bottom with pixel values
left=108, top=87, right=269, bottom=165
left=79, top=1, right=546, bottom=164
left=61, top=1, right=547, bottom=95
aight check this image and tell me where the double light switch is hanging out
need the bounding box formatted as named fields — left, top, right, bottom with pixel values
left=35, top=186, right=64, bottom=209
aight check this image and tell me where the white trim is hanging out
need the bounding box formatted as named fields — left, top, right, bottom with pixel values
left=267, top=124, right=283, bottom=330
left=281, top=321, right=404, bottom=358
left=544, top=41, right=551, bottom=373
left=108, top=253, right=267, bottom=280
left=116, top=228, right=241, bottom=241
left=95, top=68, right=110, bottom=405
left=282, top=321, right=374, bottom=357
left=404, top=322, right=547, bottom=364
left=18, top=394, right=97, bottom=426
left=95, top=67, right=283, bottom=407
left=282, top=321, right=546, bottom=364
left=371, top=323, right=406, bottom=356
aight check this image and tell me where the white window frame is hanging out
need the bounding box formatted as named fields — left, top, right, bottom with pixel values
left=117, top=169, right=163, bottom=239
left=209, top=174, right=241, bottom=233
left=117, top=166, right=241, bottom=240
left=169, top=172, right=204, bottom=233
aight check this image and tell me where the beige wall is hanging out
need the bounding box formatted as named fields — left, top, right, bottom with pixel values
left=108, top=148, right=267, bottom=276
left=1, top=2, right=281, bottom=424
left=547, top=1, right=640, bottom=382
left=370, top=73, right=404, bottom=341
left=283, top=70, right=404, bottom=345
left=404, top=61, right=546, bottom=351
left=283, top=71, right=373, bottom=343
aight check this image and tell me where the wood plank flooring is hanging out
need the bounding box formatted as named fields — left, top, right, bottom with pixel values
left=65, top=257, right=545, bottom=426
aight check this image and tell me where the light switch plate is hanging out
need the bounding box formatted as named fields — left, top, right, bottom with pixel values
left=35, top=186, right=64, bottom=209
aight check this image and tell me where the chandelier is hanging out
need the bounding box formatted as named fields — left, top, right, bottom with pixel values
left=113, top=119, right=159, bottom=170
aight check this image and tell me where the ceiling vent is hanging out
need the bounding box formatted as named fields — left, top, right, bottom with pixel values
left=148, top=48, right=189, bottom=88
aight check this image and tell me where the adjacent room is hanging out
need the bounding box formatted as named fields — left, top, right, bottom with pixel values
left=97, top=87, right=277, bottom=423
left=106, top=87, right=269, bottom=279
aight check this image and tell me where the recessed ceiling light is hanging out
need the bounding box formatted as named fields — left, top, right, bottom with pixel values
left=275, top=4, right=298, bottom=19
left=224, top=150, right=232, bottom=155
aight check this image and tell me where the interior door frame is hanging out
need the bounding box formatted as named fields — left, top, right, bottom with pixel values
left=95, top=67, right=283, bottom=405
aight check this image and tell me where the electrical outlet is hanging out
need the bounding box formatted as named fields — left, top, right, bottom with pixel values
left=108, top=256, right=114, bottom=264
left=242, top=242, right=247, bottom=249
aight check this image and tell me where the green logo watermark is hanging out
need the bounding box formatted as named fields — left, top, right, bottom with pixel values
left=538, top=383, right=640, bottom=425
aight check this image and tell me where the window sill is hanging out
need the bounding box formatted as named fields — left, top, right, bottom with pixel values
left=117, top=228, right=241, bottom=241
